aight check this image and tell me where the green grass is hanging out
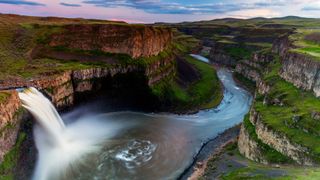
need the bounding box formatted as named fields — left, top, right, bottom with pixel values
left=222, top=167, right=271, bottom=180
left=290, top=29, right=320, bottom=59
left=149, top=30, right=222, bottom=111
left=221, top=162, right=320, bottom=180
left=225, top=46, right=252, bottom=60
left=185, top=55, right=223, bottom=109
left=0, top=92, right=10, bottom=103
left=151, top=55, right=222, bottom=111
left=209, top=140, right=320, bottom=180
left=243, top=115, right=293, bottom=164
left=253, top=56, right=320, bottom=162
left=246, top=42, right=273, bottom=48
left=0, top=16, right=176, bottom=80
left=0, top=132, right=26, bottom=180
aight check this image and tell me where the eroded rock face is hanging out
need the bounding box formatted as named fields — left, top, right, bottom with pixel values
left=0, top=91, right=23, bottom=162
left=238, top=124, right=268, bottom=164
left=235, top=52, right=274, bottom=83
left=0, top=57, right=176, bottom=164
left=280, top=52, right=320, bottom=97
left=271, top=34, right=320, bottom=97
left=49, top=24, right=173, bottom=58
left=249, top=108, right=314, bottom=165
left=0, top=55, right=175, bottom=109
left=272, top=34, right=292, bottom=57
left=209, top=45, right=236, bottom=66
left=236, top=61, right=261, bottom=82
left=257, top=80, right=271, bottom=95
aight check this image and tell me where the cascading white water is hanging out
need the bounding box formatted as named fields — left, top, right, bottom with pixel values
left=18, top=87, right=122, bottom=180
left=18, top=87, right=66, bottom=146
left=15, top=59, right=252, bottom=180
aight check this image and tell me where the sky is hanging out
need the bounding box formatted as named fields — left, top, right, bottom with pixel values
left=0, top=0, right=320, bottom=23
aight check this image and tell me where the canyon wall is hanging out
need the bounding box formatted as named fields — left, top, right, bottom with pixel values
left=280, top=52, right=320, bottom=97
left=235, top=52, right=274, bottom=83
left=48, top=24, right=173, bottom=58
left=0, top=24, right=175, bottom=164
left=238, top=123, right=268, bottom=164
left=0, top=56, right=175, bottom=109
left=0, top=91, right=24, bottom=162
left=209, top=43, right=237, bottom=66
left=239, top=107, right=315, bottom=165
left=272, top=34, right=320, bottom=97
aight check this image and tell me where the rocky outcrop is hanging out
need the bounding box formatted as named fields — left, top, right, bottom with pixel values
left=236, top=61, right=261, bottom=82
left=248, top=108, right=314, bottom=165
left=0, top=91, right=23, bottom=162
left=238, top=124, right=268, bottom=164
left=0, top=71, right=74, bottom=109
left=272, top=34, right=320, bottom=97
left=48, top=24, right=173, bottom=58
left=272, top=34, right=292, bottom=57
left=235, top=52, right=274, bottom=83
left=0, top=56, right=175, bottom=109
left=280, top=52, right=320, bottom=97
left=209, top=44, right=236, bottom=66
left=238, top=32, right=320, bottom=166
left=257, top=80, right=271, bottom=95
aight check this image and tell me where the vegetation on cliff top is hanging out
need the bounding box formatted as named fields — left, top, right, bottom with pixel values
left=151, top=54, right=222, bottom=112
left=200, top=139, right=320, bottom=180
left=149, top=30, right=222, bottom=112
left=0, top=92, right=10, bottom=103
left=0, top=14, right=222, bottom=113
left=0, top=14, right=165, bottom=80
left=290, top=29, right=320, bottom=59
left=243, top=115, right=293, bottom=164
left=254, top=56, right=320, bottom=162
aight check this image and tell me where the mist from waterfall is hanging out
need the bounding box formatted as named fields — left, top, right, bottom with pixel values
left=18, top=87, right=124, bottom=180
left=16, top=63, right=252, bottom=179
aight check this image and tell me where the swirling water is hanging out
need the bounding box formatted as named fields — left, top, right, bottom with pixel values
left=19, top=55, right=252, bottom=180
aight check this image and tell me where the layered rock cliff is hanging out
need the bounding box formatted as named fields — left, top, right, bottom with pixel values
left=237, top=31, right=320, bottom=165
left=280, top=51, right=320, bottom=97
left=235, top=52, right=274, bottom=83
left=209, top=43, right=237, bottom=66
left=272, top=34, right=320, bottom=97
left=238, top=105, right=314, bottom=165
left=0, top=91, right=24, bottom=162
left=238, top=121, right=268, bottom=164
left=0, top=56, right=175, bottom=109
left=47, top=24, right=173, bottom=58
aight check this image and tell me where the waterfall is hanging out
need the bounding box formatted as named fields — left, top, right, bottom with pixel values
left=18, top=87, right=66, bottom=146
left=17, top=87, right=120, bottom=180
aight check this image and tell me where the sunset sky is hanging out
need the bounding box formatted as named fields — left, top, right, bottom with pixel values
left=0, top=0, right=319, bottom=23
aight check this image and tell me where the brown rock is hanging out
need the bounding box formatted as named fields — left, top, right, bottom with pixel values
left=48, top=24, right=173, bottom=58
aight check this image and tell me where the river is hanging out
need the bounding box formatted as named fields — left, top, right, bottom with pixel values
left=29, top=55, right=252, bottom=180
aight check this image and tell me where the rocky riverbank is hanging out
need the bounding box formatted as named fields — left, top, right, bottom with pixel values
left=179, top=125, right=241, bottom=180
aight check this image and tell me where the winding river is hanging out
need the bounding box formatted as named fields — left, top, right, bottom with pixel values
left=27, top=55, right=252, bottom=180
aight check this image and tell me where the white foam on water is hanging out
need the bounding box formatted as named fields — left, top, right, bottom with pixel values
left=18, top=87, right=122, bottom=180
left=115, top=139, right=157, bottom=169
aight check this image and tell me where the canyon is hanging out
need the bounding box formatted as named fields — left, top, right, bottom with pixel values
left=0, top=14, right=223, bottom=179
left=2, top=14, right=320, bottom=179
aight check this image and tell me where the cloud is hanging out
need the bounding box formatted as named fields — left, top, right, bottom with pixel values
left=301, top=1, right=320, bottom=11
left=302, top=7, right=320, bottom=11
left=82, top=0, right=289, bottom=14
left=60, top=2, right=82, bottom=7
left=0, top=0, right=45, bottom=6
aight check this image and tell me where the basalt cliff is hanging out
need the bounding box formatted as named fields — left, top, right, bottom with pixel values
left=0, top=15, right=194, bottom=176
left=0, top=15, right=222, bottom=177
left=237, top=31, right=320, bottom=166
left=47, top=24, right=172, bottom=58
